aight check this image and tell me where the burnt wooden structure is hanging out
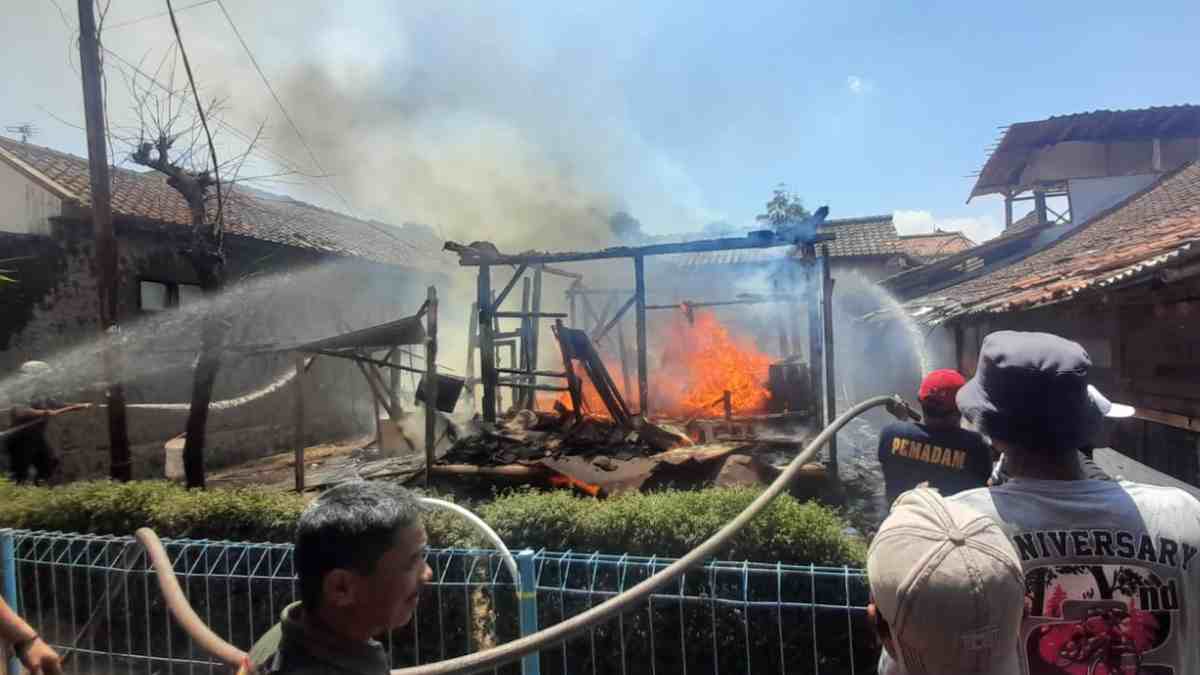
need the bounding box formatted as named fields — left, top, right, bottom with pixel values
left=243, top=287, right=447, bottom=489
left=446, top=215, right=844, bottom=475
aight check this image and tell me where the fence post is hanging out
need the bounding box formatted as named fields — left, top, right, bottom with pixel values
left=1, top=531, right=19, bottom=675
left=517, top=549, right=540, bottom=675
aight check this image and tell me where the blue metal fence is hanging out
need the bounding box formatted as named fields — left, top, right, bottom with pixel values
left=0, top=529, right=873, bottom=674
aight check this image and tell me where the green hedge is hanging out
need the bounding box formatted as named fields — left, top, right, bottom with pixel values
left=0, top=478, right=864, bottom=566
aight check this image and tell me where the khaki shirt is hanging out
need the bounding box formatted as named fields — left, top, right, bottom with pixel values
left=248, top=602, right=390, bottom=675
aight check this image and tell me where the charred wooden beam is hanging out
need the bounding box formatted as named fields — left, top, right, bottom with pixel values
left=634, top=255, right=649, bottom=416
left=819, top=248, right=838, bottom=479
left=494, top=311, right=568, bottom=319
left=591, top=294, right=637, bottom=343
left=495, top=379, right=571, bottom=393
left=478, top=265, right=497, bottom=423
left=495, top=367, right=568, bottom=378
left=423, top=285, right=439, bottom=485
left=446, top=213, right=833, bottom=266
left=490, top=263, right=528, bottom=313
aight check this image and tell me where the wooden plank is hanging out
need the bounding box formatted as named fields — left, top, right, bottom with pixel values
left=354, top=361, right=395, bottom=418
left=490, top=263, right=528, bottom=313
left=591, top=294, right=637, bottom=343
left=1132, top=406, right=1200, bottom=432
left=1093, top=448, right=1200, bottom=500
left=494, top=311, right=568, bottom=319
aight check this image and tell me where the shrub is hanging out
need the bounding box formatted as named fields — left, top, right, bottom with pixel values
left=0, top=478, right=864, bottom=566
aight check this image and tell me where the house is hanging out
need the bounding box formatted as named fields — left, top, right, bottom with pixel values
left=669, top=214, right=918, bottom=283
left=896, top=229, right=975, bottom=262
left=0, top=135, right=446, bottom=480
left=873, top=105, right=1200, bottom=486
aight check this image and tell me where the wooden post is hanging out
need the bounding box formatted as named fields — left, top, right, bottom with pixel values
left=293, top=355, right=305, bottom=492
left=1034, top=189, right=1048, bottom=226
left=519, top=277, right=532, bottom=408
left=634, top=255, right=649, bottom=416
left=788, top=261, right=803, bottom=361
left=616, top=317, right=633, bottom=401
left=423, top=286, right=439, bottom=486
left=1004, top=190, right=1014, bottom=230
left=819, top=249, right=838, bottom=479
left=478, top=267, right=497, bottom=423
left=568, top=283, right=578, bottom=328
left=77, top=0, right=131, bottom=481
left=387, top=348, right=400, bottom=420
left=529, top=266, right=544, bottom=407
left=803, top=246, right=823, bottom=408
left=723, top=390, right=732, bottom=421
left=465, top=301, right=478, bottom=407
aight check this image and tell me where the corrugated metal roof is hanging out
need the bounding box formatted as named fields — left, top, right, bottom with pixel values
left=971, top=105, right=1200, bottom=199
left=670, top=215, right=900, bottom=267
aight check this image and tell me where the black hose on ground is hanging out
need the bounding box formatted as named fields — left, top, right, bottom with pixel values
left=135, top=394, right=910, bottom=675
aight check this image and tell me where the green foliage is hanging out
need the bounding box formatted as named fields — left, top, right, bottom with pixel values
left=474, top=487, right=865, bottom=566
left=0, top=478, right=864, bottom=565
left=0, top=478, right=304, bottom=542
left=755, top=183, right=811, bottom=231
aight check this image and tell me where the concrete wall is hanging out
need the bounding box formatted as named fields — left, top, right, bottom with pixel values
left=0, top=159, right=61, bottom=235
left=0, top=220, right=437, bottom=481
left=1068, top=174, right=1160, bottom=225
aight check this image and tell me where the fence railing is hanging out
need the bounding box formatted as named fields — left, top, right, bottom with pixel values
left=1, top=529, right=872, bottom=675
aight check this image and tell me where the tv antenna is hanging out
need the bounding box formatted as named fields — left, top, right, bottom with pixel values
left=4, top=124, right=38, bottom=143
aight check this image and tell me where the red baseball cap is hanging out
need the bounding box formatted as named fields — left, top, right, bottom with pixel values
left=918, top=369, right=966, bottom=415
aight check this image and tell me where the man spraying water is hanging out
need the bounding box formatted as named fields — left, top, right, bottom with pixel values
left=4, top=361, right=91, bottom=484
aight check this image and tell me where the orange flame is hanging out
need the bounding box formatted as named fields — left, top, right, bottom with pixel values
left=655, top=310, right=772, bottom=417
left=546, top=311, right=772, bottom=419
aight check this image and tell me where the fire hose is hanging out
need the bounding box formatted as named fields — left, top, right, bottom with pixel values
left=134, top=394, right=916, bottom=674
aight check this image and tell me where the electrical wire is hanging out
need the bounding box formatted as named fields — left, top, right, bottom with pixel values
left=165, top=0, right=224, bottom=242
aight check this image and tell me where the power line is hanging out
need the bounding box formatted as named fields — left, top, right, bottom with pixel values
left=104, top=0, right=215, bottom=31
left=212, top=0, right=422, bottom=255
left=166, top=0, right=224, bottom=242
left=213, top=0, right=349, bottom=212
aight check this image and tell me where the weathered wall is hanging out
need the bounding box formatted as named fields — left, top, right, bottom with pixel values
left=949, top=278, right=1200, bottom=486
left=1, top=220, right=437, bottom=481
left=0, top=158, right=60, bottom=235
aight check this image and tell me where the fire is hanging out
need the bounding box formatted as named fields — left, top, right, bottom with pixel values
left=655, top=310, right=772, bottom=417
left=545, top=310, right=772, bottom=419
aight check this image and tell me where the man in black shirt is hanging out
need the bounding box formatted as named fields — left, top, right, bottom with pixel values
left=877, top=369, right=991, bottom=507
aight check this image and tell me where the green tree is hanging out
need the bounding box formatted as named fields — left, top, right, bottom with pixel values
left=756, top=184, right=810, bottom=232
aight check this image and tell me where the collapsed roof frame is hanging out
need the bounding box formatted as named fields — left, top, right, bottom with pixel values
left=445, top=214, right=845, bottom=476
left=237, top=287, right=443, bottom=489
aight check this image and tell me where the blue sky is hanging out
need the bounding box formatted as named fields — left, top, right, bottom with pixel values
left=4, top=1, right=1199, bottom=245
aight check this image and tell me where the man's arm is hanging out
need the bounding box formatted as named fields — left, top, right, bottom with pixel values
left=0, top=596, right=61, bottom=675
left=46, top=403, right=91, bottom=417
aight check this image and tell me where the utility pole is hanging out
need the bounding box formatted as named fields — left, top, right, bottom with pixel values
left=77, top=0, right=132, bottom=481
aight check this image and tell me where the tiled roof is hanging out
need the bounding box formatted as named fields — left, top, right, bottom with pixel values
left=897, top=230, right=975, bottom=259
left=0, top=137, right=432, bottom=268
left=1006, top=210, right=1041, bottom=233
left=672, top=215, right=901, bottom=267
left=971, top=105, right=1200, bottom=199
left=897, top=161, right=1200, bottom=325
